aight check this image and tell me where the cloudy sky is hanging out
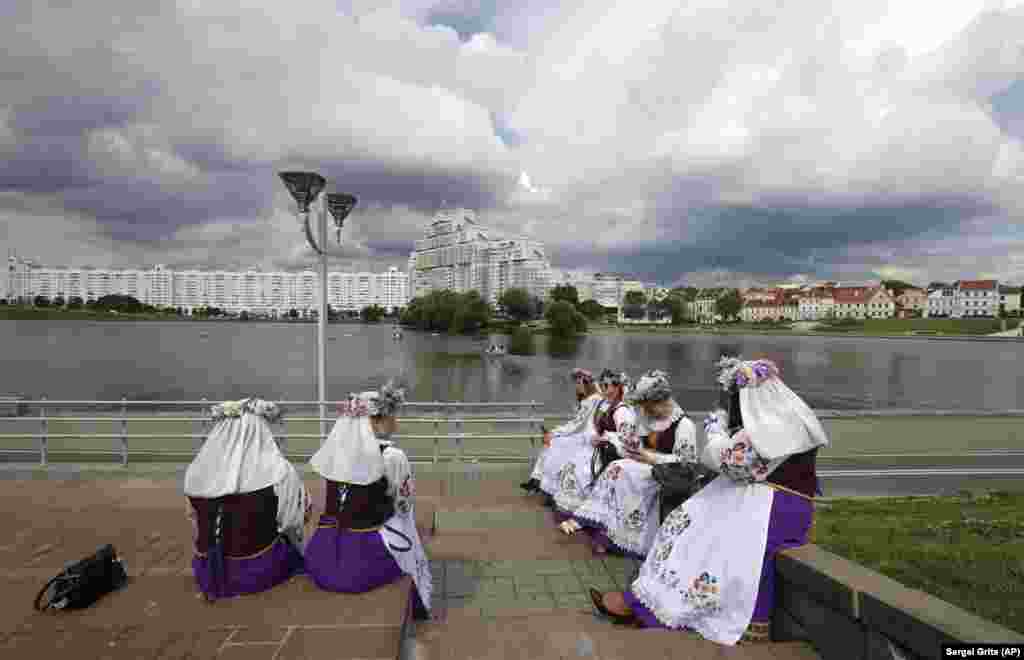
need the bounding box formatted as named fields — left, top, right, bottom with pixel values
left=2, top=0, right=1023, bottom=287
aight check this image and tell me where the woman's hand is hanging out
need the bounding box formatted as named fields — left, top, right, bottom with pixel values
left=624, top=447, right=658, bottom=465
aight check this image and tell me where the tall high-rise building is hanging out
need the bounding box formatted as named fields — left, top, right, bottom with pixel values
left=406, top=208, right=552, bottom=303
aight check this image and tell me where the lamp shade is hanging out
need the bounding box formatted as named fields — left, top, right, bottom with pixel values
left=326, top=193, right=357, bottom=227
left=279, top=171, right=327, bottom=213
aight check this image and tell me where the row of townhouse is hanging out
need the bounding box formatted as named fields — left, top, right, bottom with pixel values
left=2, top=256, right=410, bottom=314
left=687, top=280, right=1022, bottom=323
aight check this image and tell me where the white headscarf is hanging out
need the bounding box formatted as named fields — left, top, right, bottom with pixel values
left=720, top=358, right=829, bottom=461
left=310, top=391, right=387, bottom=485
left=183, top=399, right=292, bottom=498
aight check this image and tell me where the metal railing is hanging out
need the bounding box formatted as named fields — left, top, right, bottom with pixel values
left=2, top=398, right=1024, bottom=472
left=0, top=398, right=547, bottom=467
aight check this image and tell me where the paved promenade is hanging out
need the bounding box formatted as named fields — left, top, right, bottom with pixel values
left=0, top=467, right=826, bottom=659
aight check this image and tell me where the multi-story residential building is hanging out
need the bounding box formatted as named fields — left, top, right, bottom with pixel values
left=691, top=288, right=729, bottom=323
left=998, top=285, right=1020, bottom=317
left=865, top=287, right=896, bottom=319
left=926, top=286, right=956, bottom=317
left=6, top=256, right=409, bottom=316
left=954, top=280, right=999, bottom=318
left=832, top=287, right=871, bottom=319
left=740, top=301, right=782, bottom=322
left=549, top=270, right=597, bottom=302
left=592, top=273, right=644, bottom=309
left=798, top=289, right=835, bottom=321
left=407, top=207, right=552, bottom=304
left=895, top=287, right=927, bottom=318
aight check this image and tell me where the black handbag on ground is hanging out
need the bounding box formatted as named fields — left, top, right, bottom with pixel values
left=34, top=544, right=128, bottom=612
left=651, top=462, right=714, bottom=500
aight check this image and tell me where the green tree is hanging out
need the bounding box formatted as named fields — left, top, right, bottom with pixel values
left=52, top=295, right=66, bottom=307
left=578, top=299, right=606, bottom=321
left=545, top=300, right=583, bottom=337
left=622, top=290, right=647, bottom=320
left=714, top=289, right=743, bottom=321
left=95, top=294, right=144, bottom=314
left=549, top=284, right=579, bottom=307
left=508, top=325, right=536, bottom=355
left=360, top=304, right=386, bottom=323
left=288, top=308, right=299, bottom=319
left=399, top=290, right=491, bottom=334
left=33, top=295, right=50, bottom=307
left=67, top=296, right=83, bottom=309
left=0, top=299, right=7, bottom=306
left=499, top=287, right=533, bottom=323
left=239, top=310, right=250, bottom=321
left=882, top=280, right=917, bottom=296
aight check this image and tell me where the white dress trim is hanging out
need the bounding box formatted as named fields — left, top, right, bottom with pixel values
left=380, top=445, right=432, bottom=617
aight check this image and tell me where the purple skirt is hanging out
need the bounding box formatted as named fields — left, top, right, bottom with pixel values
left=624, top=488, right=813, bottom=630
left=564, top=513, right=643, bottom=560
left=192, top=537, right=304, bottom=600
left=304, top=523, right=404, bottom=593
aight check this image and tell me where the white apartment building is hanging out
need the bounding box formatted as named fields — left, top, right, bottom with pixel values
left=407, top=208, right=552, bottom=304
left=5, top=255, right=409, bottom=315
left=999, top=286, right=1021, bottom=316
left=953, top=280, right=999, bottom=318
left=926, top=286, right=956, bottom=317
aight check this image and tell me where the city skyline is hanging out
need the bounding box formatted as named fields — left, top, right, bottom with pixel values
left=0, top=3, right=1022, bottom=287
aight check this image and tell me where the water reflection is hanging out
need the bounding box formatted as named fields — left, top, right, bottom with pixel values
left=2, top=321, right=1021, bottom=412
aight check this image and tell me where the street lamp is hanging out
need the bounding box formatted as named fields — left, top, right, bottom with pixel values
left=278, top=171, right=358, bottom=442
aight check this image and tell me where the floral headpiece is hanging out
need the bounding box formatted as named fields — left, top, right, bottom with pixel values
left=571, top=368, right=594, bottom=385
left=337, top=381, right=406, bottom=418
left=626, top=370, right=673, bottom=404
left=210, top=398, right=282, bottom=423
left=716, top=356, right=780, bottom=390
left=598, top=369, right=630, bottom=389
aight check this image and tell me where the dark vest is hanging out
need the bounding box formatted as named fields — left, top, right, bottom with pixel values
left=767, top=447, right=819, bottom=498
left=321, top=444, right=395, bottom=530
left=594, top=402, right=623, bottom=436
left=650, top=415, right=683, bottom=453
left=190, top=486, right=279, bottom=557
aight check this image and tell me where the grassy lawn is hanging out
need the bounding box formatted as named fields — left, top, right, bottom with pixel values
left=815, top=491, right=1024, bottom=633
left=817, top=318, right=1021, bottom=335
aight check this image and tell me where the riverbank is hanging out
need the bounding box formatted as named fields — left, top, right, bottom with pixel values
left=0, top=307, right=391, bottom=324
left=814, top=490, right=1024, bottom=633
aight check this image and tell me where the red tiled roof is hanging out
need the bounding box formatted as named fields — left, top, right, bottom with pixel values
left=959, top=280, right=997, bottom=291
left=832, top=287, right=869, bottom=303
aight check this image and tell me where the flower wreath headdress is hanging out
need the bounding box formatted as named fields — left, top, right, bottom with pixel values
left=716, top=356, right=780, bottom=390
left=598, top=369, right=631, bottom=389
left=571, top=368, right=595, bottom=385
left=210, top=398, right=282, bottom=423
left=336, top=381, right=407, bottom=418
left=626, top=370, right=673, bottom=404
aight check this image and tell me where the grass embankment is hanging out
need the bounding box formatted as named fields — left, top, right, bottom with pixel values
left=815, top=491, right=1024, bottom=633
left=816, top=318, right=1021, bottom=335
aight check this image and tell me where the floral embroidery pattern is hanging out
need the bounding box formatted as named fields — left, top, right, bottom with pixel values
left=607, top=464, right=623, bottom=480
left=210, top=398, right=281, bottom=423
left=399, top=475, right=414, bottom=498
left=557, top=462, right=578, bottom=495
left=718, top=430, right=771, bottom=482
left=682, top=572, right=722, bottom=614
left=624, top=509, right=645, bottom=531
left=336, top=484, right=350, bottom=510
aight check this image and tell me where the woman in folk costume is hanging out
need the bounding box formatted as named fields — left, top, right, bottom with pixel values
left=520, top=368, right=602, bottom=495
left=560, top=371, right=699, bottom=559
left=590, top=357, right=828, bottom=645
left=549, top=369, right=633, bottom=521
left=305, top=383, right=432, bottom=620
left=184, top=398, right=310, bottom=601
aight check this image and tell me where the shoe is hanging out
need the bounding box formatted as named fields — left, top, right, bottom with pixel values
left=560, top=520, right=582, bottom=536
left=519, top=479, right=540, bottom=493
left=589, top=588, right=638, bottom=626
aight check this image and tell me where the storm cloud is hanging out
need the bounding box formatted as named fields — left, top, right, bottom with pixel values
left=1, top=0, right=1023, bottom=285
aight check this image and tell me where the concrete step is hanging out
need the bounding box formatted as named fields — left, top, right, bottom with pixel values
left=413, top=613, right=821, bottom=660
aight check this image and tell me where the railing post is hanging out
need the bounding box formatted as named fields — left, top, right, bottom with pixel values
left=530, top=400, right=540, bottom=465
left=277, top=414, right=287, bottom=456
left=199, top=396, right=209, bottom=453
left=432, top=409, right=440, bottom=465
left=39, top=394, right=47, bottom=467
left=454, top=401, right=463, bottom=464
left=120, top=395, right=128, bottom=466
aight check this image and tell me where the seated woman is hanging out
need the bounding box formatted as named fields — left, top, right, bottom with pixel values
left=590, top=357, right=828, bottom=646
left=548, top=369, right=632, bottom=517
left=184, top=398, right=310, bottom=601
left=305, top=383, right=432, bottom=620
left=561, top=371, right=698, bottom=559
left=521, top=367, right=602, bottom=495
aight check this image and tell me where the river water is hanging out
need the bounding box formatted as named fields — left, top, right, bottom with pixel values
left=2, top=321, right=1021, bottom=412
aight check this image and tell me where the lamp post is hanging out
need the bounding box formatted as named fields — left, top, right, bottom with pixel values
left=278, top=172, right=358, bottom=442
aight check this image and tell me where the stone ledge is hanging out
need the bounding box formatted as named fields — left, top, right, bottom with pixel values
left=776, top=544, right=1024, bottom=659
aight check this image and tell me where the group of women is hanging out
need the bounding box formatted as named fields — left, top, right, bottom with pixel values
left=182, top=382, right=431, bottom=620
left=521, top=357, right=828, bottom=645
left=179, top=354, right=827, bottom=646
